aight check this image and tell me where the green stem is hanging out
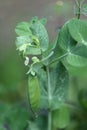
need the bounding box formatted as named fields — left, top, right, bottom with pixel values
left=48, top=110, right=52, bottom=130
left=46, top=66, right=52, bottom=130
left=49, top=52, right=68, bottom=65
left=47, top=66, right=52, bottom=102
left=65, top=101, right=82, bottom=111
left=75, top=0, right=81, bottom=19
left=78, top=1, right=81, bottom=19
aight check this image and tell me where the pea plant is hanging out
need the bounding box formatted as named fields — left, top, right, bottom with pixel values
left=15, top=0, right=87, bottom=130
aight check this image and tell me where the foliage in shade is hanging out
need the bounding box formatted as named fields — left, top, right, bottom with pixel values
left=28, top=121, right=40, bottom=130
left=52, top=105, right=70, bottom=129
left=27, top=116, right=47, bottom=130
left=78, top=89, right=87, bottom=109
left=0, top=103, right=29, bottom=130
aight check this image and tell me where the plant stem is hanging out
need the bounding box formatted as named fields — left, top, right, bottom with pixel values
left=78, top=1, right=81, bottom=19
left=49, top=52, right=68, bottom=65
left=48, top=110, right=52, bottom=130
left=46, top=66, right=52, bottom=130
left=47, top=66, right=52, bottom=102
left=75, top=0, right=81, bottom=19
left=65, top=101, right=82, bottom=111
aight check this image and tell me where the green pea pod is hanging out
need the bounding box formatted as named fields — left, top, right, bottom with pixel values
left=28, top=75, right=40, bottom=113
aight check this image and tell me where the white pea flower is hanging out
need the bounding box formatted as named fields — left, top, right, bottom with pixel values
left=24, top=57, right=29, bottom=66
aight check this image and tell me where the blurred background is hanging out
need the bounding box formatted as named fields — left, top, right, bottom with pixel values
left=0, top=0, right=87, bottom=130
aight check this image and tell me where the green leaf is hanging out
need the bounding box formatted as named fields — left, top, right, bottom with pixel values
left=28, top=75, right=40, bottom=112
left=1, top=103, right=29, bottom=130
left=78, top=89, right=87, bottom=109
left=32, top=62, right=43, bottom=73
left=83, top=4, right=87, bottom=14
left=50, top=62, right=69, bottom=110
left=53, top=105, right=70, bottom=129
left=66, top=54, right=87, bottom=67
left=16, top=36, right=32, bottom=48
left=57, top=22, right=76, bottom=52
left=28, top=121, right=40, bottom=130
left=66, top=45, right=87, bottom=67
left=8, top=107, right=29, bottom=130
left=35, top=116, right=47, bottom=130
left=30, top=17, right=49, bottom=51
left=68, top=18, right=87, bottom=46
left=27, top=115, right=47, bottom=130
left=15, top=17, right=49, bottom=55
left=15, top=22, right=32, bottom=36
left=57, top=21, right=87, bottom=67
left=25, top=46, right=41, bottom=55
left=40, top=18, right=47, bottom=25
left=51, top=21, right=76, bottom=64
left=35, top=62, right=69, bottom=110
left=16, top=36, right=41, bottom=55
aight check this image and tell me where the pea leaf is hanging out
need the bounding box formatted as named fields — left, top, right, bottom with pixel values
left=68, top=18, right=87, bottom=46
left=15, top=17, right=49, bottom=55
left=25, top=46, right=41, bottom=55
left=53, top=105, right=70, bottom=129
left=15, top=22, right=32, bottom=36
left=28, top=75, right=40, bottom=112
left=50, top=62, right=69, bottom=110
left=35, top=62, right=69, bottom=110
left=57, top=21, right=76, bottom=52
left=29, top=17, right=49, bottom=51
left=83, top=4, right=87, bottom=14
left=66, top=45, right=87, bottom=67
left=66, top=54, right=87, bottom=67
left=40, top=18, right=47, bottom=25
left=51, top=21, right=76, bottom=65
left=56, top=21, right=87, bottom=67
left=28, top=121, right=40, bottom=130
left=16, top=36, right=41, bottom=55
